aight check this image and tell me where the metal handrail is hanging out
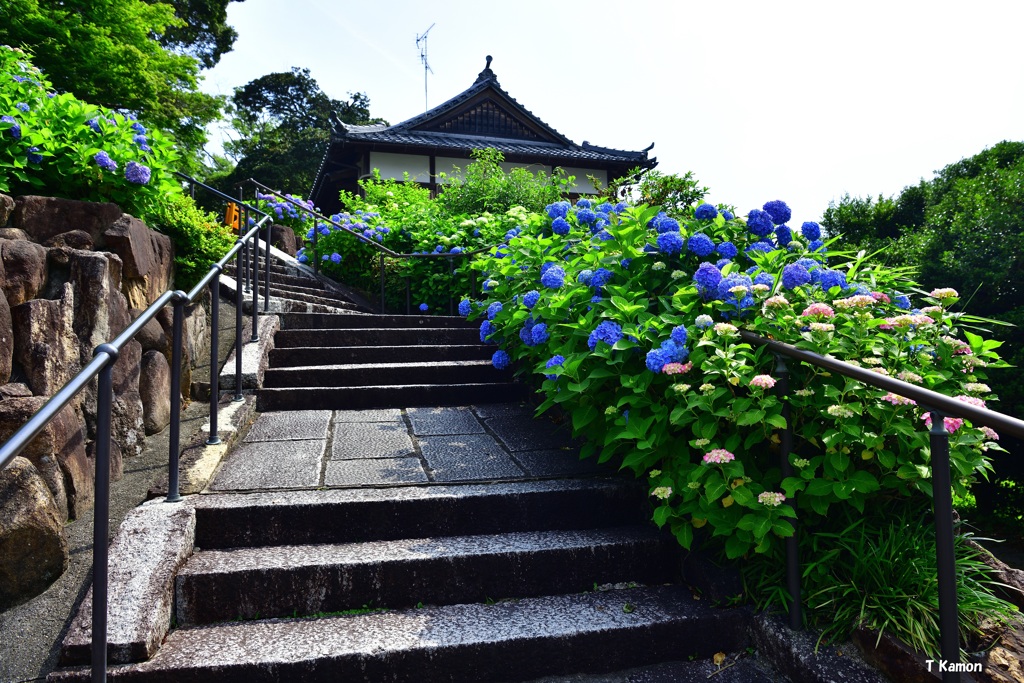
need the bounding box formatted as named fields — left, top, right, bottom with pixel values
left=740, top=329, right=1022, bottom=683
left=0, top=182, right=273, bottom=682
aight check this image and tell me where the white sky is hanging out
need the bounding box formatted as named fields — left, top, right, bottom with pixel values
left=200, top=0, right=1024, bottom=222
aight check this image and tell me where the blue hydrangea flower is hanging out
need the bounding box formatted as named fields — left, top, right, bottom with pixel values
left=645, top=347, right=672, bottom=372
left=531, top=323, right=549, bottom=345
left=297, top=254, right=309, bottom=264
left=87, top=117, right=102, bottom=133
left=781, top=263, right=812, bottom=289
left=480, top=320, right=496, bottom=343
left=449, top=246, right=463, bottom=255
left=1, top=115, right=21, bottom=140
left=808, top=239, right=825, bottom=253
left=588, top=321, right=623, bottom=351
left=596, top=202, right=613, bottom=213
left=545, top=354, right=565, bottom=380
left=595, top=230, right=613, bottom=241
left=687, top=233, right=716, bottom=257
left=591, top=295, right=603, bottom=303
left=590, top=268, right=613, bottom=289
left=125, top=161, right=151, bottom=185
left=473, top=229, right=481, bottom=237
left=648, top=212, right=669, bottom=231
left=745, top=241, right=775, bottom=254
left=716, top=258, right=732, bottom=270
left=717, top=241, right=738, bottom=259
left=670, top=325, right=688, bottom=345
left=660, top=339, right=689, bottom=363
left=794, top=257, right=820, bottom=272
left=722, top=210, right=735, bottom=221
left=547, top=201, right=571, bottom=219
left=894, top=293, right=911, bottom=310
left=552, top=217, right=570, bottom=235
left=578, top=269, right=594, bottom=285
left=132, top=134, right=147, bottom=146
left=577, top=208, right=597, bottom=224
left=774, top=225, right=793, bottom=247
left=15, top=102, right=29, bottom=112
left=717, top=273, right=753, bottom=302
left=458, top=299, right=471, bottom=316
left=694, top=203, right=718, bottom=220
left=615, top=202, right=629, bottom=213
left=131, top=122, right=147, bottom=134
left=801, top=221, right=822, bottom=241
left=850, top=283, right=871, bottom=296
left=319, top=226, right=331, bottom=236
left=541, top=265, right=566, bottom=289
left=523, top=290, right=540, bottom=309
left=754, top=272, right=774, bottom=288
left=519, top=322, right=537, bottom=346
left=695, top=314, right=714, bottom=328
left=329, top=252, right=341, bottom=264
left=27, top=146, right=42, bottom=164
left=576, top=198, right=592, bottom=208
left=492, top=350, right=511, bottom=370
left=656, top=217, right=681, bottom=234
left=763, top=200, right=792, bottom=225
left=657, top=231, right=685, bottom=255
left=746, top=209, right=774, bottom=236
left=620, top=258, right=632, bottom=269
left=816, top=268, right=847, bottom=291
left=93, top=150, right=117, bottom=171
left=540, top=262, right=556, bottom=275
left=487, top=301, right=503, bottom=320
left=694, top=262, right=722, bottom=298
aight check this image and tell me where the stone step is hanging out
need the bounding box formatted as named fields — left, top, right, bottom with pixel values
left=263, top=360, right=509, bottom=388
left=240, top=297, right=367, bottom=316
left=279, top=311, right=474, bottom=330
left=192, top=479, right=644, bottom=550
left=269, top=344, right=492, bottom=367
left=51, top=586, right=750, bottom=682
left=273, top=327, right=483, bottom=348
left=223, top=266, right=327, bottom=292
left=175, top=526, right=676, bottom=625
left=256, top=382, right=529, bottom=411
left=524, top=657, right=779, bottom=682
left=242, top=285, right=362, bottom=310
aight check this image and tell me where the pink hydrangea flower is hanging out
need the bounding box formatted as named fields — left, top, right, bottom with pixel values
left=930, top=288, right=959, bottom=299
left=758, top=491, right=786, bottom=507
left=801, top=303, right=835, bottom=318
left=881, top=392, right=916, bottom=406
left=749, top=375, right=776, bottom=389
left=703, top=449, right=735, bottom=464
left=834, top=295, right=875, bottom=309
left=922, top=413, right=965, bottom=433
left=955, top=395, right=986, bottom=408
left=662, top=361, right=693, bottom=375
left=871, top=291, right=891, bottom=304
left=764, top=295, right=790, bottom=309
left=980, top=426, right=1000, bottom=441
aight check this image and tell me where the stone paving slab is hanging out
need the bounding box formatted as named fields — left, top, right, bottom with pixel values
left=406, top=406, right=485, bottom=435
left=471, top=402, right=532, bottom=418
left=420, top=433, right=526, bottom=482
left=210, top=439, right=324, bottom=490
left=512, top=449, right=606, bottom=478
left=333, top=408, right=402, bottom=423
left=324, top=458, right=428, bottom=486
left=484, top=413, right=576, bottom=452
left=331, top=421, right=415, bottom=460
left=244, top=410, right=332, bottom=442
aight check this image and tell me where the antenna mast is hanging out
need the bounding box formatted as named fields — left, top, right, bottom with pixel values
left=416, top=24, right=435, bottom=112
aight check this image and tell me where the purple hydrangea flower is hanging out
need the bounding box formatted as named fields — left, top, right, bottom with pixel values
left=94, top=150, right=118, bottom=171
left=694, top=203, right=718, bottom=220
left=492, top=350, right=511, bottom=370
left=124, top=161, right=151, bottom=185
left=132, top=134, right=148, bottom=146
left=87, top=117, right=102, bottom=133
left=763, top=200, right=792, bottom=225
left=657, top=231, right=684, bottom=255
left=687, top=233, right=716, bottom=257
left=746, top=209, right=774, bottom=236
left=801, top=221, right=822, bottom=241
left=588, top=321, right=623, bottom=351
left=131, top=122, right=147, bottom=135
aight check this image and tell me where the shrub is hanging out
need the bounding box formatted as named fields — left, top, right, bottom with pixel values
left=0, top=45, right=180, bottom=224
left=148, top=192, right=236, bottom=291
left=436, top=147, right=572, bottom=216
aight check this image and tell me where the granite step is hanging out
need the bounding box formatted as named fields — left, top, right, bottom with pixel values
left=222, top=266, right=328, bottom=292
left=278, top=312, right=474, bottom=330
left=175, top=526, right=676, bottom=625
left=240, top=296, right=366, bottom=316
left=272, top=327, right=483, bottom=348
left=263, top=360, right=510, bottom=388
left=51, top=586, right=751, bottom=682
left=269, top=344, right=492, bottom=367
left=192, top=479, right=644, bottom=550
left=256, top=382, right=531, bottom=411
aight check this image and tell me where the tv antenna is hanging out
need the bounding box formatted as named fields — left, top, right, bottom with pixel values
left=416, top=23, right=435, bottom=111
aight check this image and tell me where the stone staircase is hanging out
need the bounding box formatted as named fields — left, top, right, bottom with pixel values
left=258, top=312, right=530, bottom=411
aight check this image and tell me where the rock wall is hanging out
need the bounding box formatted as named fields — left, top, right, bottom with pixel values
left=0, top=193, right=207, bottom=607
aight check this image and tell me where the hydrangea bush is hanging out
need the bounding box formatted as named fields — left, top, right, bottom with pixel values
left=0, top=45, right=179, bottom=223
left=465, top=197, right=1008, bottom=560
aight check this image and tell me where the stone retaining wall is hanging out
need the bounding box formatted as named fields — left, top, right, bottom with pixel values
left=0, top=193, right=207, bottom=608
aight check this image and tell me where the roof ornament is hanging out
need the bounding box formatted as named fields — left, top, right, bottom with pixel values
left=474, top=55, right=496, bottom=84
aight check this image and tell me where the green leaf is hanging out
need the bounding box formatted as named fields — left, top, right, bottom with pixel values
left=725, top=534, right=748, bottom=559
left=704, top=477, right=728, bottom=502
left=753, top=515, right=772, bottom=540
left=766, top=413, right=788, bottom=430
left=736, top=410, right=766, bottom=426
left=653, top=505, right=671, bottom=528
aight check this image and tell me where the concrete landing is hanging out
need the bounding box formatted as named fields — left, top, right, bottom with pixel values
left=209, top=402, right=603, bottom=492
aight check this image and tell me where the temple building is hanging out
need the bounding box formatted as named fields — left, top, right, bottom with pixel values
left=309, top=56, right=657, bottom=215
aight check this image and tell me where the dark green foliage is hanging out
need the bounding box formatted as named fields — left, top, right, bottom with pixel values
left=605, top=168, right=708, bottom=213
left=146, top=0, right=242, bottom=69
left=213, top=68, right=386, bottom=195
left=435, top=148, right=571, bottom=216
left=0, top=0, right=224, bottom=173
left=148, top=192, right=236, bottom=291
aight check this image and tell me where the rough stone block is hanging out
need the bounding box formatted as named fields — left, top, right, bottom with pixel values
left=244, top=410, right=331, bottom=442
left=0, top=287, right=11, bottom=384
left=11, top=282, right=80, bottom=399
left=43, top=230, right=94, bottom=251
left=0, top=383, right=32, bottom=400
left=130, top=307, right=170, bottom=358
left=0, top=192, right=14, bottom=225
left=102, top=214, right=173, bottom=308
left=334, top=408, right=402, bottom=423
left=0, top=238, right=48, bottom=306
left=12, top=195, right=122, bottom=246
left=0, top=456, right=68, bottom=609
left=331, top=421, right=415, bottom=460
left=139, top=350, right=170, bottom=435
left=60, top=498, right=196, bottom=665
left=210, top=439, right=324, bottom=490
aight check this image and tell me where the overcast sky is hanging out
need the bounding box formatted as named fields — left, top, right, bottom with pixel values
left=200, top=0, right=1024, bottom=223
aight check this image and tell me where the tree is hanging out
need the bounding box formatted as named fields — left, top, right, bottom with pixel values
left=214, top=67, right=386, bottom=195
left=145, top=0, right=244, bottom=69
left=0, top=0, right=223, bottom=171
left=604, top=168, right=708, bottom=214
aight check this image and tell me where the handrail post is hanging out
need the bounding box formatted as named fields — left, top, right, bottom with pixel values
left=91, top=344, right=117, bottom=683
left=166, top=291, right=186, bottom=503
left=241, top=240, right=250, bottom=293
left=234, top=240, right=244, bottom=402
left=263, top=218, right=272, bottom=312
left=925, top=407, right=962, bottom=682
left=379, top=253, right=386, bottom=313
left=405, top=277, right=411, bottom=315
left=250, top=230, right=260, bottom=343
left=206, top=267, right=222, bottom=445
left=775, top=353, right=801, bottom=630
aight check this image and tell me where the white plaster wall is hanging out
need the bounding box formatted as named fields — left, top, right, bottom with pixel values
left=369, top=152, right=430, bottom=183
left=558, top=167, right=606, bottom=195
